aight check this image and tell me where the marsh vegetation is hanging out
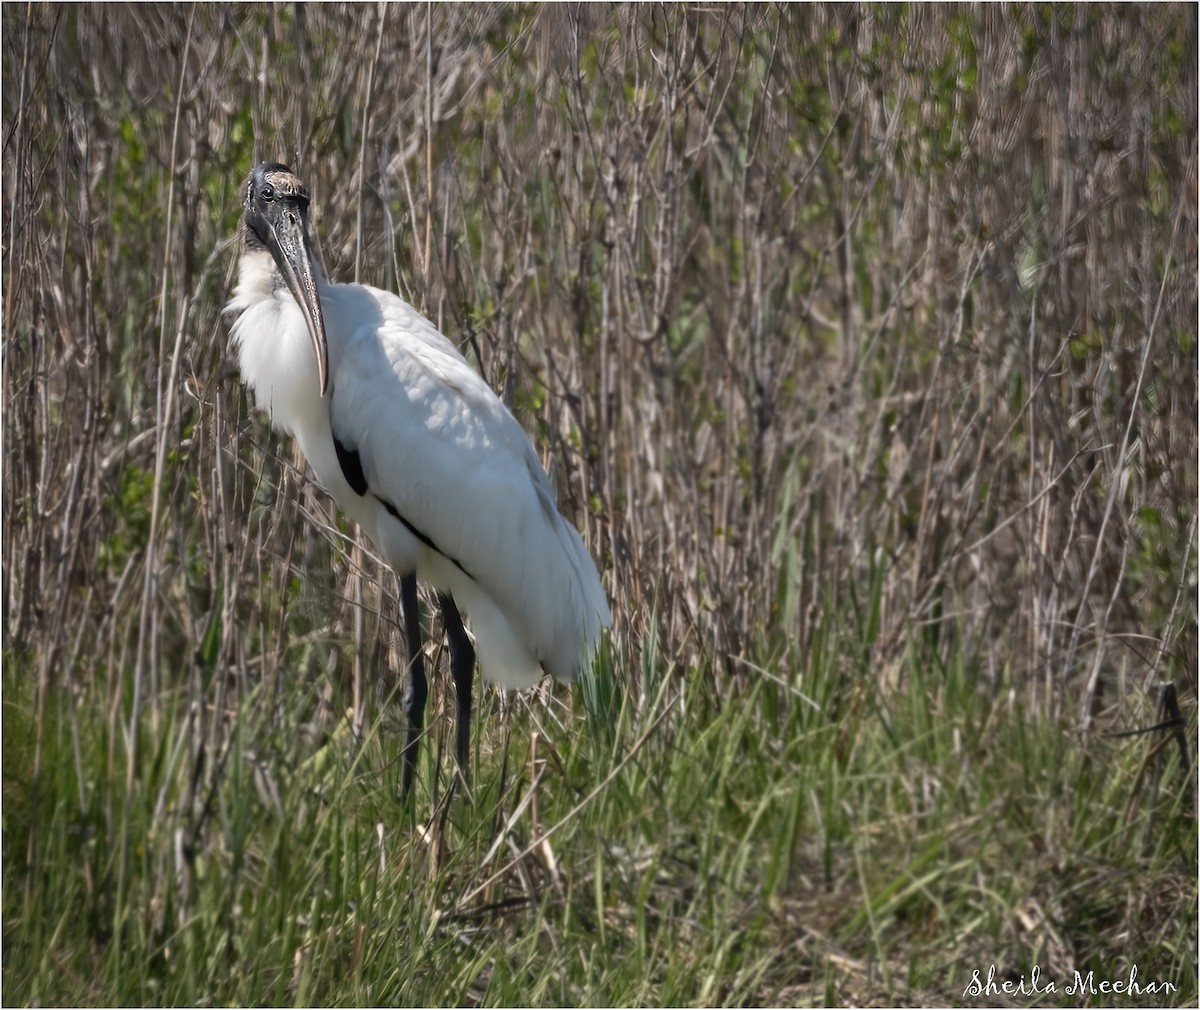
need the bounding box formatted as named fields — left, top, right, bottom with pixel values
left=4, top=5, right=1196, bottom=1005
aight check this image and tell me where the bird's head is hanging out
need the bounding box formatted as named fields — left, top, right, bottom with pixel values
left=242, top=163, right=329, bottom=396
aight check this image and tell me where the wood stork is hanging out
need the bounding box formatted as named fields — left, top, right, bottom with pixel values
left=226, top=163, right=611, bottom=794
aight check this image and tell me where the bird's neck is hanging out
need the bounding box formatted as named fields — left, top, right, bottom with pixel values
left=234, top=246, right=329, bottom=300
left=227, top=248, right=328, bottom=439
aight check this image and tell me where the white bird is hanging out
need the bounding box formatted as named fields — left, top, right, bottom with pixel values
left=226, top=162, right=611, bottom=794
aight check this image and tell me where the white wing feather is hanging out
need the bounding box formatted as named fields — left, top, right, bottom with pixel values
left=321, top=281, right=610, bottom=687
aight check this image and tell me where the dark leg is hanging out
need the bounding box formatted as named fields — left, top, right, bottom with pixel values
left=400, top=574, right=427, bottom=798
left=437, top=594, right=475, bottom=774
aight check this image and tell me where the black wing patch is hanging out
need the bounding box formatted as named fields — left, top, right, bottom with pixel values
left=334, top=435, right=368, bottom=496
left=332, top=425, right=473, bottom=580
left=375, top=495, right=474, bottom=581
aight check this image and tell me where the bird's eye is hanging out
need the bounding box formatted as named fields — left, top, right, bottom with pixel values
left=260, top=184, right=275, bottom=201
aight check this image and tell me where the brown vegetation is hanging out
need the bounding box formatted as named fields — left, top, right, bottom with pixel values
left=6, top=4, right=1193, bottom=725
left=3, top=5, right=1196, bottom=1001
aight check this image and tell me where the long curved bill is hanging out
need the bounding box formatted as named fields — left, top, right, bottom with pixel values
left=266, top=206, right=329, bottom=397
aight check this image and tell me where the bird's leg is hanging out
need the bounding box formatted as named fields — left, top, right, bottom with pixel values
left=437, top=594, right=475, bottom=775
left=400, top=573, right=427, bottom=798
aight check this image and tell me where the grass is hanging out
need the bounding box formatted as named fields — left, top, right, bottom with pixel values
left=3, top=4, right=1196, bottom=1006
left=5, top=613, right=1194, bottom=1006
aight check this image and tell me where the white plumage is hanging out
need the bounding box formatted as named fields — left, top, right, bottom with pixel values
left=226, top=163, right=610, bottom=789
